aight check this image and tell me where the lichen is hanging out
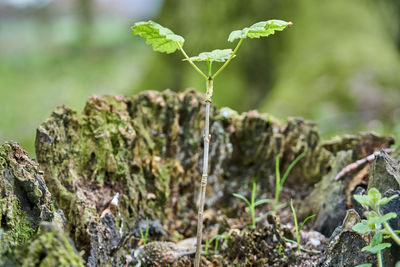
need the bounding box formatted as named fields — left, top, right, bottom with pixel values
left=34, top=89, right=395, bottom=265
left=2, top=223, right=84, bottom=267
left=0, top=142, right=54, bottom=250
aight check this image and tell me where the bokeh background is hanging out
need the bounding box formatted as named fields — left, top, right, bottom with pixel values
left=1, top=0, right=400, bottom=155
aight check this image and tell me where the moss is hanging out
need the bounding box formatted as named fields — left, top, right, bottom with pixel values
left=34, top=89, right=395, bottom=265
left=3, top=223, right=84, bottom=267
left=0, top=142, right=54, bottom=250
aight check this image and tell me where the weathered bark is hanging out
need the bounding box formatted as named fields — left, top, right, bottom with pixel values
left=0, top=142, right=84, bottom=266
left=299, top=133, right=395, bottom=236
left=29, top=89, right=395, bottom=265
left=3, top=223, right=84, bottom=267
left=0, top=142, right=54, bottom=249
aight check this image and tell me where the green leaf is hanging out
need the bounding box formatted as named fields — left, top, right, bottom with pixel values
left=353, top=194, right=370, bottom=206
left=362, top=242, right=391, bottom=254
left=367, top=212, right=397, bottom=226
left=184, top=49, right=234, bottom=63
left=367, top=188, right=381, bottom=206
left=371, top=232, right=383, bottom=246
left=378, top=194, right=399, bottom=207
left=254, top=198, right=273, bottom=207
left=280, top=150, right=307, bottom=188
left=132, top=20, right=184, bottom=54
left=352, top=221, right=370, bottom=234
left=228, top=19, right=292, bottom=42
left=300, top=214, right=316, bottom=232
left=233, top=193, right=251, bottom=207
left=355, top=264, right=372, bottom=267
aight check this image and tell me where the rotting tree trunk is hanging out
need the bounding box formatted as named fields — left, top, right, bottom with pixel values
left=0, top=142, right=84, bottom=266
left=1, top=89, right=394, bottom=266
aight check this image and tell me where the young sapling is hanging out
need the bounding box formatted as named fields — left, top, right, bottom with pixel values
left=132, top=19, right=292, bottom=266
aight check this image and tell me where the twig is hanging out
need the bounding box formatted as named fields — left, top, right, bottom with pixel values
left=335, top=148, right=394, bottom=180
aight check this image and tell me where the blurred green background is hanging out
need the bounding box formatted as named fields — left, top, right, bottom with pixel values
left=1, top=0, right=400, bottom=155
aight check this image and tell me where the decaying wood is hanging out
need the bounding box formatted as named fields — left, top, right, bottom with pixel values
left=1, top=89, right=396, bottom=266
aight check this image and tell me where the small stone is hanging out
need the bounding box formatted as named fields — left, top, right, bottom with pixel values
left=133, top=241, right=195, bottom=267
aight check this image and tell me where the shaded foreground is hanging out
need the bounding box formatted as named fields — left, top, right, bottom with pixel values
left=0, top=89, right=399, bottom=266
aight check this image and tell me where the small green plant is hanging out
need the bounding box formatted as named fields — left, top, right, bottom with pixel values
left=139, top=217, right=150, bottom=245
left=352, top=188, right=400, bottom=267
left=132, top=19, right=292, bottom=266
left=203, top=234, right=221, bottom=255
left=273, top=150, right=306, bottom=215
left=289, top=198, right=316, bottom=253
left=233, top=181, right=272, bottom=228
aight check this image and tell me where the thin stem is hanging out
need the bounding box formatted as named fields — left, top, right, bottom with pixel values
left=251, top=182, right=256, bottom=228
left=290, top=199, right=301, bottom=253
left=274, top=155, right=281, bottom=216
left=383, top=221, right=400, bottom=245
left=177, top=42, right=208, bottom=80
left=212, top=38, right=244, bottom=79
left=376, top=209, right=400, bottom=246
left=194, top=79, right=213, bottom=267
left=377, top=250, right=383, bottom=267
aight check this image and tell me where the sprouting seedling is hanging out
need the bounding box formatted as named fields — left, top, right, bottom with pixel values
left=352, top=188, right=400, bottom=267
left=203, top=232, right=232, bottom=256
left=233, top=181, right=273, bottom=228
left=289, top=199, right=316, bottom=254
left=203, top=234, right=221, bottom=255
left=131, top=19, right=292, bottom=266
left=273, top=150, right=306, bottom=216
left=139, top=217, right=150, bottom=245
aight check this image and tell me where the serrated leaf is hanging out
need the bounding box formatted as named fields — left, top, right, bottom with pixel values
left=367, top=188, right=381, bottom=205
left=353, top=194, right=370, bottom=206
left=378, top=194, right=399, bottom=207
left=228, top=19, right=292, bottom=42
left=184, top=49, right=234, bottom=63
left=232, top=193, right=251, bottom=207
left=362, top=242, right=391, bottom=254
left=132, top=20, right=184, bottom=54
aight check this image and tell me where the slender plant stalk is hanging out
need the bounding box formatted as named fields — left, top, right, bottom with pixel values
left=177, top=43, right=208, bottom=79
left=178, top=42, right=214, bottom=267
left=376, top=209, right=400, bottom=246
left=290, top=199, right=301, bottom=253
left=194, top=76, right=213, bottom=267
left=383, top=221, right=400, bottom=245
left=274, top=155, right=281, bottom=216
left=377, top=250, right=383, bottom=267
left=250, top=182, right=256, bottom=228
left=273, top=151, right=306, bottom=216
left=212, top=38, right=243, bottom=79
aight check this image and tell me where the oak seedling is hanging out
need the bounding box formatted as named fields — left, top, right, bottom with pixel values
left=132, top=19, right=292, bottom=266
